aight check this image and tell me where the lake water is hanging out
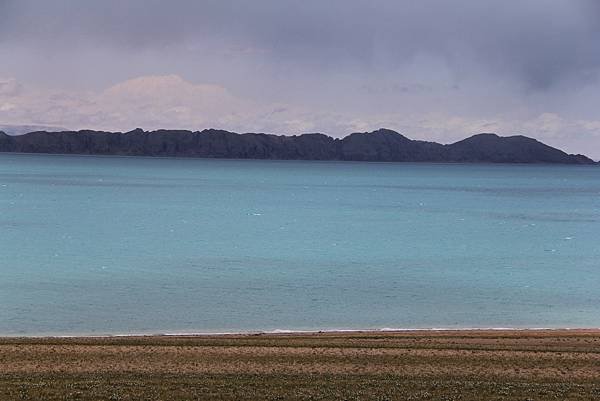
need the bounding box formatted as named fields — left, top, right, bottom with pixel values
left=1, top=153, right=599, bottom=335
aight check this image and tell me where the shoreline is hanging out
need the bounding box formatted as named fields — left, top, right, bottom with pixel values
left=4, top=326, right=600, bottom=339
left=5, top=150, right=598, bottom=165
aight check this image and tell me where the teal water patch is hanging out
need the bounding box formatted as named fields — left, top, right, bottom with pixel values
left=1, top=154, right=599, bottom=335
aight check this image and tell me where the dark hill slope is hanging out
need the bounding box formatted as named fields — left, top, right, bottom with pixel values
left=445, top=133, right=592, bottom=163
left=0, top=128, right=594, bottom=164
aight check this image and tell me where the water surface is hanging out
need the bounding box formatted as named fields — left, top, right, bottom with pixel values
left=1, top=154, right=599, bottom=335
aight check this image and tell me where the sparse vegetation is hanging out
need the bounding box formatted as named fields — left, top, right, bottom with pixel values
left=1, top=330, right=599, bottom=400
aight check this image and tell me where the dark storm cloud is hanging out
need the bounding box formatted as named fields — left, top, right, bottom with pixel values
left=2, top=0, right=600, bottom=90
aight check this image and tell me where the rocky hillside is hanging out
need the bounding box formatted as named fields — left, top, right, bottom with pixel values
left=0, top=128, right=594, bottom=164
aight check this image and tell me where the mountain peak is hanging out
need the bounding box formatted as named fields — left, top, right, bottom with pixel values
left=369, top=128, right=402, bottom=135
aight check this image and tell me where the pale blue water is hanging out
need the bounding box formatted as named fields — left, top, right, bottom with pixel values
left=1, top=153, right=599, bottom=336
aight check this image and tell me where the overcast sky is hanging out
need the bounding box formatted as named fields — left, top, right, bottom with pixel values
left=1, top=0, right=600, bottom=157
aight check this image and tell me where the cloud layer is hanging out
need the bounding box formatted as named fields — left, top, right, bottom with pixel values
left=1, top=1, right=600, bottom=157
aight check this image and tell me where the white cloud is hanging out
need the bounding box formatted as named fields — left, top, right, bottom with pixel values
left=0, top=75, right=254, bottom=131
left=95, top=75, right=255, bottom=130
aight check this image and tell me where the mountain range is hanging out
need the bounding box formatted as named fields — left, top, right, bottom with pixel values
left=0, top=128, right=595, bottom=164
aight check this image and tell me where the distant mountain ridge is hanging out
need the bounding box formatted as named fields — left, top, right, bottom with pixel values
left=0, top=128, right=595, bottom=164
left=0, top=124, right=68, bottom=135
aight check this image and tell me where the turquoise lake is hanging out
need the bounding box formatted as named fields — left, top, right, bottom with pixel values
left=1, top=153, right=599, bottom=335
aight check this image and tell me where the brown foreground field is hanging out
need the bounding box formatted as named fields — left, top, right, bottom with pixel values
left=1, top=329, right=600, bottom=400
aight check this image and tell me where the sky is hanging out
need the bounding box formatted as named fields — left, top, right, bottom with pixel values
left=1, top=0, right=600, bottom=158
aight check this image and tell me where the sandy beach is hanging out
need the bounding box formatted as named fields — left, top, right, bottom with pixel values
left=2, top=329, right=600, bottom=400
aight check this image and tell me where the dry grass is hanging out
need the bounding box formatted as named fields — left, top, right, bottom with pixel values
left=1, top=330, right=600, bottom=400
